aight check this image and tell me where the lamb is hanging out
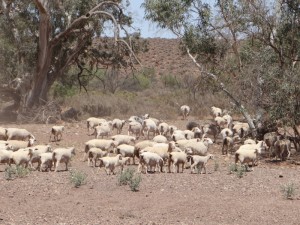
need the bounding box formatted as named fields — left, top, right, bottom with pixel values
left=221, top=135, right=240, bottom=155
left=172, top=130, right=186, bottom=141
left=0, top=127, right=7, bottom=140
left=142, top=119, right=157, bottom=139
left=127, top=121, right=143, bottom=139
left=83, top=139, right=116, bottom=161
left=49, top=125, right=64, bottom=142
left=0, top=149, right=13, bottom=167
left=184, top=127, right=202, bottom=139
left=158, top=122, right=169, bottom=136
left=5, top=138, right=35, bottom=151
left=87, top=117, right=107, bottom=135
left=214, top=116, right=227, bottom=128
left=174, top=138, right=200, bottom=150
left=134, top=140, right=156, bottom=158
left=222, top=114, right=233, bottom=128
left=140, top=142, right=177, bottom=163
left=98, top=154, right=123, bottom=175
left=52, top=147, right=76, bottom=172
left=273, top=139, right=291, bottom=161
left=187, top=154, right=214, bottom=174
left=5, top=128, right=35, bottom=141
left=152, top=135, right=168, bottom=143
left=232, top=122, right=250, bottom=138
left=39, top=152, right=53, bottom=172
left=115, top=144, right=136, bottom=164
left=111, top=134, right=136, bottom=146
left=28, top=144, right=52, bottom=170
left=211, top=106, right=222, bottom=117
left=112, top=119, right=126, bottom=134
left=93, top=122, right=112, bottom=139
left=202, top=123, right=221, bottom=143
left=168, top=151, right=188, bottom=173
left=183, top=138, right=213, bottom=156
left=180, top=105, right=190, bottom=120
left=87, top=147, right=108, bottom=167
left=137, top=151, right=164, bottom=174
left=10, top=148, right=34, bottom=168
left=235, top=148, right=259, bottom=171
left=118, top=156, right=131, bottom=172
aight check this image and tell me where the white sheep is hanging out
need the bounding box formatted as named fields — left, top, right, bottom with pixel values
left=118, top=156, right=131, bottom=172
left=202, top=123, right=221, bottom=143
left=49, top=125, right=64, bottom=142
left=93, top=122, right=112, bottom=139
left=112, top=119, right=126, bottom=134
left=273, top=139, right=291, bottom=161
left=134, top=140, right=156, bottom=158
left=238, top=140, right=267, bottom=154
left=142, top=119, right=157, bottom=139
left=128, top=115, right=144, bottom=124
left=169, top=125, right=178, bottom=136
left=87, top=117, right=107, bottom=135
left=10, top=148, right=34, bottom=168
left=5, top=128, right=35, bottom=141
left=115, top=144, right=136, bottom=165
left=0, top=127, right=7, bottom=140
left=28, top=144, right=52, bottom=170
left=184, top=138, right=213, bottom=156
left=187, top=154, right=214, bottom=174
left=211, top=106, right=222, bottom=117
left=52, top=147, right=76, bottom=172
left=174, top=138, right=200, bottom=150
left=172, top=130, right=186, bottom=141
left=4, top=138, right=35, bottom=151
left=232, top=122, right=250, bottom=138
left=221, top=135, right=240, bottom=155
left=111, top=134, right=136, bottom=146
left=87, top=147, right=108, bottom=167
left=168, top=151, right=188, bottom=173
left=214, top=116, right=227, bottom=128
left=235, top=148, right=259, bottom=171
left=220, top=128, right=233, bottom=140
left=244, top=138, right=257, bottom=145
left=98, top=154, right=123, bottom=175
left=152, top=135, right=168, bottom=143
left=138, top=151, right=164, bottom=174
left=39, top=152, right=53, bottom=172
left=222, top=114, right=233, bottom=128
left=158, top=122, right=169, bottom=136
left=0, top=149, right=13, bottom=167
left=83, top=139, right=116, bottom=161
left=180, top=105, right=190, bottom=120
left=128, top=121, right=143, bottom=139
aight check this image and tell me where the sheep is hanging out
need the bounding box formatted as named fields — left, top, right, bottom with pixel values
left=172, top=130, right=186, bottom=141
left=93, top=122, right=112, bottom=139
left=0, top=149, right=13, bottom=167
left=111, top=134, right=136, bottom=146
left=98, top=154, right=123, bottom=175
left=112, top=119, right=126, bottom=134
left=158, top=122, right=169, bottom=136
left=263, top=132, right=280, bottom=157
left=202, top=124, right=221, bottom=143
left=5, top=128, right=35, bottom=141
left=222, top=114, right=233, bottom=128
left=180, top=105, right=190, bottom=120
left=134, top=140, right=156, bottom=158
left=115, top=144, right=136, bottom=165
left=183, top=138, right=213, bottom=156
left=49, top=125, right=64, bottom=142
left=28, top=144, right=52, bottom=170
left=39, top=152, right=53, bottom=172
left=0, top=142, right=13, bottom=150
left=4, top=138, right=35, bottom=151
left=174, top=138, right=200, bottom=150
left=232, top=122, right=250, bottom=138
left=52, top=147, right=76, bottom=172
left=142, top=119, right=157, bottom=139
left=221, top=135, right=241, bottom=155
left=234, top=141, right=266, bottom=170
left=152, top=135, right=168, bottom=143
left=273, top=139, right=291, bottom=161
left=220, top=128, right=233, bottom=140
left=211, top=106, right=222, bottom=117
left=169, top=125, right=178, bottom=136
left=87, top=147, right=108, bottom=167
left=87, top=117, right=107, bottom=135
left=128, top=115, right=144, bottom=124
left=244, top=138, right=257, bottom=145
left=137, top=151, right=164, bottom=174
left=184, top=127, right=202, bottom=140
left=10, top=148, right=34, bottom=168
left=214, top=116, right=227, bottom=128
left=83, top=139, right=116, bottom=161
left=118, top=156, right=131, bottom=172
left=0, top=127, right=7, bottom=140
left=128, top=121, right=143, bottom=139
left=140, top=142, right=177, bottom=163
left=168, top=151, right=188, bottom=173
left=187, top=154, right=214, bottom=174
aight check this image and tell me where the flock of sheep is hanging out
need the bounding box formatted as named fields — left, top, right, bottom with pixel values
left=0, top=105, right=293, bottom=175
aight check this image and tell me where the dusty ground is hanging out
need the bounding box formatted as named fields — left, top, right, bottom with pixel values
left=0, top=118, right=300, bottom=225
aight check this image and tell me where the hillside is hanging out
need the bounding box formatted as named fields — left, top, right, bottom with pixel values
left=136, top=38, right=200, bottom=77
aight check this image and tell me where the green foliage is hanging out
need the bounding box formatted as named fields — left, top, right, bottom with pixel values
left=4, top=165, right=31, bottom=180
left=70, top=170, right=87, bottom=188
left=161, top=74, right=180, bottom=87
left=53, top=82, right=76, bottom=98
left=117, top=168, right=142, bottom=192
left=281, top=183, right=297, bottom=200
left=228, top=163, right=246, bottom=178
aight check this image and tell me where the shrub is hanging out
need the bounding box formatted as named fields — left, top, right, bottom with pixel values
left=228, top=163, right=246, bottom=178
left=129, top=174, right=142, bottom=192
left=70, top=170, right=87, bottom=188
left=4, top=165, right=31, bottom=180
left=117, top=168, right=142, bottom=192
left=214, top=160, right=220, bottom=171
left=281, top=183, right=297, bottom=200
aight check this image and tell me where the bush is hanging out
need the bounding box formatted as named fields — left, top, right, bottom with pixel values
left=228, top=163, right=246, bottom=178
left=70, top=170, right=87, bottom=188
left=4, top=165, right=31, bottom=180
left=281, top=183, right=297, bottom=200
left=117, top=168, right=142, bottom=192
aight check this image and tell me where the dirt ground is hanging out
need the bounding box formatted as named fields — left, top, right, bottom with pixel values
left=0, top=118, right=300, bottom=225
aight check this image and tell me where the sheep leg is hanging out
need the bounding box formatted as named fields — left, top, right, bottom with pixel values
left=181, top=163, right=184, bottom=173
left=65, top=161, right=68, bottom=171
